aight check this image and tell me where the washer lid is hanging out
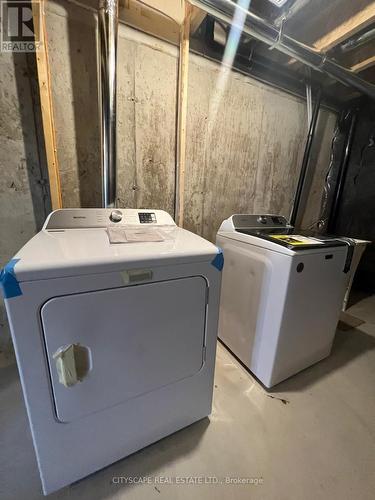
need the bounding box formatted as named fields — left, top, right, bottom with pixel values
left=217, top=214, right=352, bottom=256
left=236, top=228, right=348, bottom=251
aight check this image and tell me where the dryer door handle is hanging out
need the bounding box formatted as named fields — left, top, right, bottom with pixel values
left=53, top=344, right=91, bottom=387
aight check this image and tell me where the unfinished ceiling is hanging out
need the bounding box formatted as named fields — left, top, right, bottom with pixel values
left=105, top=0, right=375, bottom=105
left=195, top=0, right=375, bottom=103
left=279, top=0, right=375, bottom=100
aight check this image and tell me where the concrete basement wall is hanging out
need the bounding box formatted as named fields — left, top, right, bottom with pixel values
left=0, top=0, right=336, bottom=358
left=0, top=52, right=50, bottom=362
left=184, top=60, right=336, bottom=241
left=46, top=0, right=179, bottom=211
left=46, top=0, right=336, bottom=241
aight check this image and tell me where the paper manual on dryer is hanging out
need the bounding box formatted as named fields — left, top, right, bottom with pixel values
left=107, top=226, right=166, bottom=243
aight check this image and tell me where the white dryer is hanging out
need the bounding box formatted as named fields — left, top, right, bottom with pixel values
left=1, top=208, right=222, bottom=494
left=217, top=214, right=353, bottom=388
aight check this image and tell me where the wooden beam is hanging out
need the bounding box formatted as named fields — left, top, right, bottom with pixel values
left=190, top=6, right=206, bottom=34
left=119, top=0, right=180, bottom=45
left=284, top=0, right=375, bottom=58
left=118, top=1, right=205, bottom=45
left=175, top=2, right=191, bottom=227
left=314, top=3, right=375, bottom=52
left=335, top=40, right=375, bottom=73
left=356, top=64, right=375, bottom=81
left=352, top=54, right=375, bottom=72
left=32, top=0, right=62, bottom=210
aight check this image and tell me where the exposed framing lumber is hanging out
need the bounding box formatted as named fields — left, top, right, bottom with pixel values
left=175, top=1, right=191, bottom=227
left=352, top=54, right=375, bottom=73
left=190, top=6, right=206, bottom=34
left=333, top=38, right=375, bottom=71
left=287, top=1, right=375, bottom=72
left=313, top=3, right=375, bottom=52
left=32, top=0, right=62, bottom=210
left=119, top=0, right=180, bottom=45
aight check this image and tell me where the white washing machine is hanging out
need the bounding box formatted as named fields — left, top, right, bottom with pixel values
left=217, top=214, right=353, bottom=388
left=1, top=208, right=222, bottom=494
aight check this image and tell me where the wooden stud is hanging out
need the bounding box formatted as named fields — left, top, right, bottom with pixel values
left=175, top=1, right=191, bottom=227
left=32, top=0, right=62, bottom=210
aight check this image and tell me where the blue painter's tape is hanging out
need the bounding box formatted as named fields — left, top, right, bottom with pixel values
left=211, top=248, right=224, bottom=271
left=0, top=259, right=22, bottom=299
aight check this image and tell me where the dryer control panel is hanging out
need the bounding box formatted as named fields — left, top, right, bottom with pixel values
left=44, top=209, right=176, bottom=230
left=138, top=212, right=157, bottom=224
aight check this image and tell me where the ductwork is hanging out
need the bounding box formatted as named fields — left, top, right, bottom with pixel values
left=189, top=0, right=375, bottom=100
left=98, top=0, right=118, bottom=208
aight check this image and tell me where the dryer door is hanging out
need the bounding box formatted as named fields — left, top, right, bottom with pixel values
left=41, top=276, right=207, bottom=423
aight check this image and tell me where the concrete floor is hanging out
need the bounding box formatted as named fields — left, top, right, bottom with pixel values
left=1, top=295, right=375, bottom=500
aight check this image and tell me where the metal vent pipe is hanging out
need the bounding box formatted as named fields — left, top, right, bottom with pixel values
left=190, top=0, right=375, bottom=100
left=98, top=0, right=118, bottom=208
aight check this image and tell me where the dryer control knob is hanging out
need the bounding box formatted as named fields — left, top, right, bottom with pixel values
left=110, top=210, right=123, bottom=223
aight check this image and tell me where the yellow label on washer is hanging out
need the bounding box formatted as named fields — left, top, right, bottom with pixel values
left=270, top=235, right=324, bottom=246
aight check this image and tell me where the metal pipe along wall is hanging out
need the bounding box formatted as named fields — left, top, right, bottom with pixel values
left=290, top=88, right=322, bottom=227
left=98, top=0, right=118, bottom=208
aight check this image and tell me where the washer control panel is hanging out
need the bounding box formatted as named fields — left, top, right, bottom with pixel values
left=257, top=215, right=268, bottom=224
left=232, top=214, right=289, bottom=229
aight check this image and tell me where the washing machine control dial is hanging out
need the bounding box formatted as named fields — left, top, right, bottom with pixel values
left=257, top=215, right=267, bottom=224
left=110, top=210, right=123, bottom=223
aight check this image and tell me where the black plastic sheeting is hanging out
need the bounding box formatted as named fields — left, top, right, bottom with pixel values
left=316, top=110, right=355, bottom=234
left=322, top=100, right=375, bottom=293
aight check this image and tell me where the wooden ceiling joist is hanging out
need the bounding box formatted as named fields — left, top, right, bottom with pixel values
left=283, top=0, right=375, bottom=52
left=284, top=0, right=375, bottom=89
left=352, top=55, right=375, bottom=73
left=190, top=7, right=206, bottom=34
left=313, top=3, right=375, bottom=52
left=333, top=39, right=375, bottom=73
left=118, top=0, right=205, bottom=45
